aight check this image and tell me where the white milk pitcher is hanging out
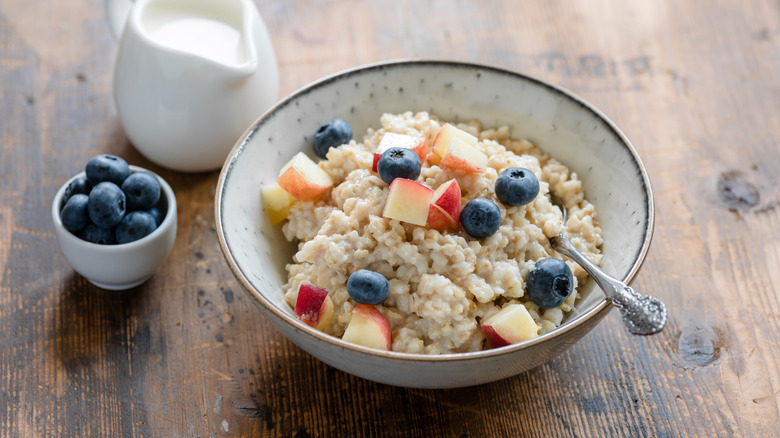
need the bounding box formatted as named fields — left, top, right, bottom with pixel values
left=106, top=0, right=279, bottom=172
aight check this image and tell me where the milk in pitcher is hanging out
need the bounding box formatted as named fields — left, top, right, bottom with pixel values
left=144, top=11, right=246, bottom=66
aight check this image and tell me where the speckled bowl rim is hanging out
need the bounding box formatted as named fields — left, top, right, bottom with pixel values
left=215, top=59, right=655, bottom=363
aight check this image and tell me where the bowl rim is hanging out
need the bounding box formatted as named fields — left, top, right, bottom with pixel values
left=52, top=165, right=177, bottom=250
left=215, top=59, right=655, bottom=362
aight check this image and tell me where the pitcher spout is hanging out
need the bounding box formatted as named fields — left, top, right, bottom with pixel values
left=231, top=0, right=279, bottom=81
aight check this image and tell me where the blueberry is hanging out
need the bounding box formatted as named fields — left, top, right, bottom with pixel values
left=145, top=206, right=165, bottom=226
left=526, top=258, right=574, bottom=309
left=122, top=172, right=161, bottom=211
left=377, top=147, right=422, bottom=184
left=115, top=211, right=158, bottom=244
left=85, top=154, right=131, bottom=186
left=313, top=118, right=352, bottom=159
left=81, top=224, right=116, bottom=245
left=495, top=167, right=539, bottom=206
left=63, top=177, right=92, bottom=203
left=60, top=194, right=90, bottom=233
left=88, top=182, right=126, bottom=229
left=347, top=269, right=390, bottom=305
left=459, top=198, right=501, bottom=239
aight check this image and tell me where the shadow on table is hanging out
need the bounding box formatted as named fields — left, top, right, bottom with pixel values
left=55, top=272, right=148, bottom=372
left=221, top=337, right=563, bottom=436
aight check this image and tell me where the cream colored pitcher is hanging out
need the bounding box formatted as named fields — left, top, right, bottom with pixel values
left=106, top=0, right=279, bottom=172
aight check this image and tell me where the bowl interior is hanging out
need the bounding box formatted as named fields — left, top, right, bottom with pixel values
left=217, top=60, right=652, bottom=352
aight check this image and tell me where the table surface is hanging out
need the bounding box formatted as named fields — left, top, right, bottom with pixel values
left=2, top=0, right=779, bottom=436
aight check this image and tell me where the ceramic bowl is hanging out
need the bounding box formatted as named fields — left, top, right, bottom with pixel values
left=52, top=165, right=177, bottom=290
left=215, top=60, right=654, bottom=388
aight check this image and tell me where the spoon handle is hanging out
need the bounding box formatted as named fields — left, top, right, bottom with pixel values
left=551, top=233, right=667, bottom=335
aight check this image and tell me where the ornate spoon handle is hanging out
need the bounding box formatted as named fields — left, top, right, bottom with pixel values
left=551, top=233, right=667, bottom=335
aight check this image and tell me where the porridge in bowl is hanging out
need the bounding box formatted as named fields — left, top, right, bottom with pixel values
left=262, top=111, right=603, bottom=354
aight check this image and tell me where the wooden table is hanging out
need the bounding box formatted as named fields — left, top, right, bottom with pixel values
left=2, top=0, right=778, bottom=436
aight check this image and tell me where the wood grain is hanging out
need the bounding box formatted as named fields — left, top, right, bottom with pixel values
left=1, top=0, right=778, bottom=436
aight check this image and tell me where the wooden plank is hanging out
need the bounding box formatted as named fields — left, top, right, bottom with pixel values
left=0, top=0, right=778, bottom=436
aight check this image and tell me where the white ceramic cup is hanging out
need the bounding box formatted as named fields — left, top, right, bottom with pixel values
left=52, top=166, right=177, bottom=290
left=107, top=0, right=279, bottom=172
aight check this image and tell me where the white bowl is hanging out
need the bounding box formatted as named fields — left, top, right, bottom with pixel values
left=52, top=165, right=177, bottom=290
left=216, top=60, right=654, bottom=388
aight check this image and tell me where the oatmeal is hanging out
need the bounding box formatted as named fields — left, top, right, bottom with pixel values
left=269, top=111, right=602, bottom=354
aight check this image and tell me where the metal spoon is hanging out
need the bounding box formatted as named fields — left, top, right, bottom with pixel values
left=549, top=194, right=667, bottom=335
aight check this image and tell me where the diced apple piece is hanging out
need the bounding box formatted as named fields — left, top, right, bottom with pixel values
left=277, top=152, right=334, bottom=201
left=342, top=304, right=391, bottom=350
left=430, top=123, right=479, bottom=164
left=382, top=178, right=434, bottom=226
left=372, top=132, right=429, bottom=172
left=481, top=304, right=539, bottom=348
left=426, top=179, right=461, bottom=230
left=440, top=137, right=488, bottom=173
left=427, top=204, right=457, bottom=230
left=294, top=283, right=335, bottom=331
left=261, top=182, right=297, bottom=225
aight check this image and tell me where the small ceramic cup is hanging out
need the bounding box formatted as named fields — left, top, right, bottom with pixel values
left=52, top=165, right=177, bottom=290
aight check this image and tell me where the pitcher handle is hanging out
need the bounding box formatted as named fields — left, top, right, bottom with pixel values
left=106, top=0, right=135, bottom=40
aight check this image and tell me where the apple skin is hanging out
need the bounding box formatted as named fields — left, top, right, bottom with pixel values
left=294, top=283, right=335, bottom=331
left=480, top=303, right=539, bottom=348
left=372, top=133, right=429, bottom=172
left=430, top=123, right=479, bottom=164
left=426, top=179, right=461, bottom=230
left=342, top=304, right=392, bottom=350
left=261, top=182, right=297, bottom=225
left=277, top=152, right=334, bottom=201
left=439, top=137, right=488, bottom=173
left=427, top=204, right=458, bottom=230
left=481, top=324, right=511, bottom=348
left=382, top=178, right=434, bottom=226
